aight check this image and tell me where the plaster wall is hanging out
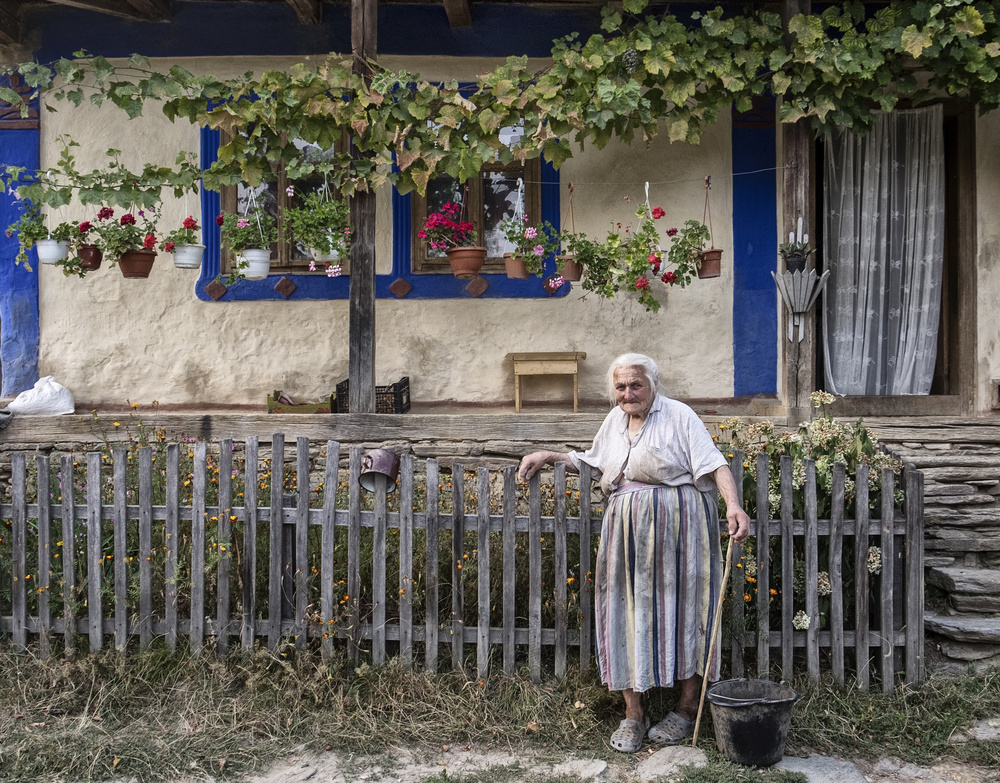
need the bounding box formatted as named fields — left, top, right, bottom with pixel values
left=36, top=55, right=734, bottom=408
left=977, top=109, right=1000, bottom=414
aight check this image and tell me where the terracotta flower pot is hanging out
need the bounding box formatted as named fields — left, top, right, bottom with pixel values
left=698, top=248, right=723, bottom=279
left=445, top=246, right=486, bottom=280
left=77, top=244, right=103, bottom=271
left=503, top=253, right=529, bottom=279
left=117, top=249, right=156, bottom=279
left=558, top=254, right=583, bottom=282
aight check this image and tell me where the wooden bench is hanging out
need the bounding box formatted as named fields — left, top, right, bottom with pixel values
left=506, top=351, right=587, bottom=412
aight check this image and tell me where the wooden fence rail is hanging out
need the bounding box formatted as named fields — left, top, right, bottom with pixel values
left=0, top=437, right=923, bottom=691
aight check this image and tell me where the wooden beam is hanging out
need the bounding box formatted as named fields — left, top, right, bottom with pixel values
left=123, top=0, right=171, bottom=19
left=349, top=0, right=378, bottom=414
left=442, top=0, right=472, bottom=28
left=285, top=0, right=322, bottom=24
left=0, top=5, right=22, bottom=46
left=41, top=0, right=155, bottom=20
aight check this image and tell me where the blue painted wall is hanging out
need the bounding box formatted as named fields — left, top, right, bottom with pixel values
left=0, top=130, right=41, bottom=396
left=731, top=97, right=778, bottom=396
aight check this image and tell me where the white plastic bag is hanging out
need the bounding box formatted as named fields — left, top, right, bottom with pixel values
left=7, top=376, right=75, bottom=415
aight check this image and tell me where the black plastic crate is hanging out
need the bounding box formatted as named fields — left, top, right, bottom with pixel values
left=335, top=376, right=410, bottom=414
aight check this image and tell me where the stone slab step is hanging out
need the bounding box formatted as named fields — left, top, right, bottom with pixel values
left=925, top=611, right=1000, bottom=644
left=927, top=566, right=1000, bottom=594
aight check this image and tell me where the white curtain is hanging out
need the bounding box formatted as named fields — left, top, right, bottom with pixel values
left=822, top=105, right=945, bottom=396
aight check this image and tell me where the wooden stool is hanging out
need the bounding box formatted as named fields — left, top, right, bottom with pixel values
left=506, top=352, right=587, bottom=412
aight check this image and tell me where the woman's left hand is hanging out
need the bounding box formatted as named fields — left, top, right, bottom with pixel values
left=714, top=465, right=752, bottom=543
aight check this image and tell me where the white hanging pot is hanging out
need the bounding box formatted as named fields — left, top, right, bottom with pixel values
left=172, top=243, right=205, bottom=269
left=239, top=248, right=271, bottom=280
left=36, top=239, right=70, bottom=265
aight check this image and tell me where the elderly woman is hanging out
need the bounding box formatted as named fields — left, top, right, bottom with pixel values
left=518, top=353, right=750, bottom=753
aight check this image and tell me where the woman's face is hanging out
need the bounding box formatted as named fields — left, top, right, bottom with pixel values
left=613, top=366, right=653, bottom=419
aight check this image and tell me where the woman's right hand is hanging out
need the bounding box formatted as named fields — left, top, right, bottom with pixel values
left=518, top=451, right=552, bottom=482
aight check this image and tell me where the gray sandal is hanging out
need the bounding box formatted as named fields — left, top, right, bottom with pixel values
left=648, top=711, right=694, bottom=745
left=610, top=717, right=649, bottom=753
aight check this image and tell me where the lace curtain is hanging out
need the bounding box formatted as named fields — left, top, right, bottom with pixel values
left=822, top=105, right=945, bottom=396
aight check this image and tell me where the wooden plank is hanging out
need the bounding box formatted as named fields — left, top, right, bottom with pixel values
left=451, top=465, right=465, bottom=672
left=502, top=466, right=516, bottom=675
left=756, top=453, right=771, bottom=678
left=138, top=447, right=153, bottom=650
left=855, top=464, right=870, bottom=690
left=904, top=465, right=925, bottom=684
left=165, top=445, right=180, bottom=653
left=442, top=0, right=472, bottom=27
left=779, top=455, right=794, bottom=681
left=11, top=452, right=26, bottom=651
left=528, top=470, right=542, bottom=683
left=829, top=462, right=846, bottom=686
left=36, top=455, right=51, bottom=659
left=398, top=453, right=414, bottom=667
left=578, top=462, right=593, bottom=671
left=60, top=455, right=77, bottom=654
left=284, top=0, right=321, bottom=24
left=372, top=471, right=387, bottom=666
left=217, top=439, right=233, bottom=654
left=113, top=447, right=128, bottom=651
left=190, top=441, right=207, bottom=653
left=268, top=434, right=285, bottom=650
left=320, top=441, right=340, bottom=661
left=348, top=446, right=362, bottom=658
left=553, top=462, right=568, bottom=679
left=295, top=437, right=310, bottom=651
left=880, top=468, right=895, bottom=695
left=476, top=467, right=491, bottom=680
left=425, top=459, right=440, bottom=670
left=729, top=451, right=745, bottom=678
left=242, top=437, right=259, bottom=649
left=804, top=460, right=819, bottom=681
left=87, top=452, right=103, bottom=652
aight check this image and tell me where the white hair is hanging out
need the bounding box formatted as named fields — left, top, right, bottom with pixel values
left=606, top=353, right=664, bottom=405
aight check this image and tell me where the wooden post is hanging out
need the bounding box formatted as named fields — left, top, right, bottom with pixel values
left=781, top=0, right=816, bottom=423
left=349, top=0, right=377, bottom=414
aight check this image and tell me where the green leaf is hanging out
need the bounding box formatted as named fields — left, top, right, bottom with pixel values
left=901, top=25, right=935, bottom=57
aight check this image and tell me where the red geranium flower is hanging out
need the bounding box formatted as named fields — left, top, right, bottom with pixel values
left=97, top=207, right=114, bottom=221
left=635, top=277, right=650, bottom=291
left=144, top=233, right=156, bottom=249
left=216, top=214, right=225, bottom=226
left=183, top=216, right=199, bottom=230
left=78, top=221, right=92, bottom=233
left=120, top=213, right=136, bottom=226
left=666, top=227, right=678, bottom=237
left=164, top=241, right=175, bottom=252
left=661, top=271, right=678, bottom=284
left=651, top=206, right=665, bottom=219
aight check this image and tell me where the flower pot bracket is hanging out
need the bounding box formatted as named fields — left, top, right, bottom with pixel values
left=772, top=268, right=830, bottom=342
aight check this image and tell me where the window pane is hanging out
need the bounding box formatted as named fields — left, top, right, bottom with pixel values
left=425, top=176, right=465, bottom=257
left=483, top=170, right=523, bottom=257
left=237, top=182, right=278, bottom=254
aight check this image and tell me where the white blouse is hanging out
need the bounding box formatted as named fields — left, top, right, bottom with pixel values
left=568, top=394, right=728, bottom=496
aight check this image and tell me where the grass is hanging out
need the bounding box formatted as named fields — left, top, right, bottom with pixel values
left=0, top=642, right=997, bottom=783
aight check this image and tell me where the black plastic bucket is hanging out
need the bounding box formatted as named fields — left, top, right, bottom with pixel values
left=706, top=678, right=799, bottom=767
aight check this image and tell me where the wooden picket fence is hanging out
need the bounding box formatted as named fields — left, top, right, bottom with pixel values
left=0, top=437, right=923, bottom=691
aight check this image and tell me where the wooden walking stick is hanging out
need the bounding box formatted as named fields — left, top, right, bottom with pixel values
left=692, top=536, right=735, bottom=748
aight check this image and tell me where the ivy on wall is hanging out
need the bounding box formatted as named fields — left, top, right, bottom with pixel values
left=1, top=0, right=997, bottom=197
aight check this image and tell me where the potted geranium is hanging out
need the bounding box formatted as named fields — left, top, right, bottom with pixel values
left=159, top=215, right=204, bottom=269
left=71, top=217, right=104, bottom=272
left=282, top=186, right=351, bottom=274
left=661, top=217, right=713, bottom=286
left=90, top=206, right=160, bottom=278
left=217, top=206, right=278, bottom=282
left=4, top=201, right=77, bottom=269
left=499, top=214, right=561, bottom=279
left=417, top=201, right=482, bottom=279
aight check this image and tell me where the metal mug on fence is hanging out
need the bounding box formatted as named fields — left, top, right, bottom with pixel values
left=359, top=448, right=400, bottom=492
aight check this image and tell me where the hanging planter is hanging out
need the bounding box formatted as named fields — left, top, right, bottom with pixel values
left=557, top=181, right=582, bottom=281
left=77, top=243, right=103, bottom=271
left=117, top=249, right=156, bottom=279
left=503, top=253, right=529, bottom=279
left=35, top=239, right=69, bottom=265
left=697, top=175, right=724, bottom=279
left=445, top=246, right=486, bottom=280
left=172, top=243, right=205, bottom=269
left=239, top=248, right=272, bottom=280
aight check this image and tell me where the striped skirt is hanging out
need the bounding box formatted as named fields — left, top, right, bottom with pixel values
left=595, top=482, right=723, bottom=693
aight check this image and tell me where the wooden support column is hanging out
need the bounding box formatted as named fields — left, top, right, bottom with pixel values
left=349, top=0, right=377, bottom=414
left=781, top=0, right=815, bottom=424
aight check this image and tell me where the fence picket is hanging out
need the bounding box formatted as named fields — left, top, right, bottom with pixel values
left=880, top=467, right=895, bottom=695
left=191, top=441, right=207, bottom=653
left=113, top=447, right=128, bottom=651
left=320, top=441, right=339, bottom=661
left=372, top=471, right=387, bottom=666
left=165, top=445, right=179, bottom=653
left=60, top=455, right=77, bottom=653
left=554, top=462, right=568, bottom=679
left=804, top=459, right=819, bottom=681
left=904, top=465, right=924, bottom=685
left=451, top=465, right=465, bottom=672
left=477, top=467, right=490, bottom=680
left=829, top=462, right=846, bottom=686
left=528, top=470, right=542, bottom=684
left=348, top=446, right=362, bottom=659
left=502, top=466, right=516, bottom=676
left=36, top=455, right=51, bottom=660
left=87, top=452, right=103, bottom=652
left=241, top=437, right=259, bottom=650
left=295, top=438, right=310, bottom=651
left=399, top=453, right=414, bottom=667
left=755, top=453, right=770, bottom=678
left=779, top=455, right=793, bottom=681
left=729, top=451, right=745, bottom=678
left=267, top=435, right=285, bottom=651
left=578, top=462, right=593, bottom=671
left=855, top=464, right=870, bottom=690
left=425, top=459, right=440, bottom=671
left=11, top=452, right=26, bottom=652
left=217, top=440, right=233, bottom=654
left=138, top=447, right=153, bottom=650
